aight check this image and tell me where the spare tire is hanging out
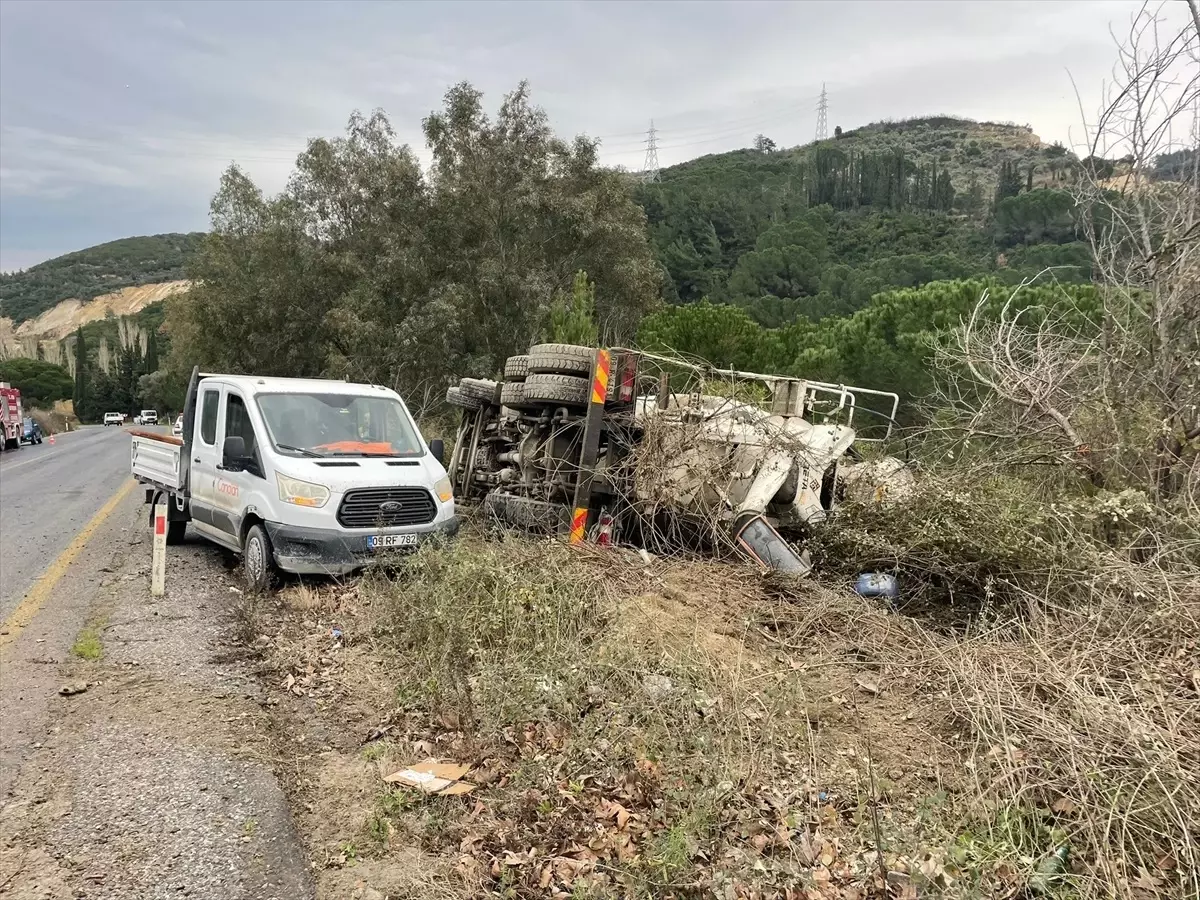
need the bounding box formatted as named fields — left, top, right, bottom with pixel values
left=459, top=377, right=499, bottom=403
left=503, top=355, right=530, bottom=381
left=524, top=373, right=590, bottom=407
left=445, top=386, right=481, bottom=410
left=527, top=343, right=594, bottom=376
left=500, top=381, right=534, bottom=409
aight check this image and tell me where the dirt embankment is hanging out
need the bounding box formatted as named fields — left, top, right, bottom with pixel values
left=0, top=281, right=192, bottom=359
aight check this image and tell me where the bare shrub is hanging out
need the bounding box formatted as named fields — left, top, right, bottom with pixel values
left=943, top=575, right=1200, bottom=898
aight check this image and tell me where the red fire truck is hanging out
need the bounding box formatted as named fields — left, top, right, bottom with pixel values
left=0, top=383, right=24, bottom=451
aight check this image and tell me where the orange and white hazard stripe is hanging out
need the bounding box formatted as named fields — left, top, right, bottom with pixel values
left=591, top=349, right=611, bottom=405
left=569, top=506, right=588, bottom=544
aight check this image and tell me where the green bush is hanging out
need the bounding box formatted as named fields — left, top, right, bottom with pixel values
left=0, top=358, right=73, bottom=407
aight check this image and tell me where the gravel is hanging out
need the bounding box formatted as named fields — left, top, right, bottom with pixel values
left=0, top=528, right=315, bottom=900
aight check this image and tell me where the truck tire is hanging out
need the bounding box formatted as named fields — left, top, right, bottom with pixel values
left=499, top=381, right=535, bottom=409
left=166, top=520, right=187, bottom=546
left=484, top=492, right=567, bottom=533
left=243, top=524, right=275, bottom=593
left=524, top=373, right=590, bottom=407
left=459, top=377, right=499, bottom=403
left=503, top=355, right=530, bottom=381
left=445, top=386, right=482, bottom=410
left=527, top=343, right=594, bottom=376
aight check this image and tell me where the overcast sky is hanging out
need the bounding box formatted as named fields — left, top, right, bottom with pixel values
left=0, top=0, right=1184, bottom=272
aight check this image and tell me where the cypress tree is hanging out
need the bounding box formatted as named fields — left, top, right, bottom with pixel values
left=72, top=327, right=88, bottom=419
left=145, top=330, right=159, bottom=372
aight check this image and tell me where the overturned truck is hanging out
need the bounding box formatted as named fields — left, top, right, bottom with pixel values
left=447, top=344, right=909, bottom=573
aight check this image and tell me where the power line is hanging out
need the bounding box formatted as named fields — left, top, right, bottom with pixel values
left=641, top=120, right=660, bottom=183
left=595, top=93, right=824, bottom=153
left=815, top=83, right=828, bottom=142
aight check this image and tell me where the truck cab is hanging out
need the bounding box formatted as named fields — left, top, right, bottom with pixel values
left=132, top=372, right=458, bottom=589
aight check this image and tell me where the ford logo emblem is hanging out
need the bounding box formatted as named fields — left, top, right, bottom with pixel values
left=380, top=501, right=404, bottom=514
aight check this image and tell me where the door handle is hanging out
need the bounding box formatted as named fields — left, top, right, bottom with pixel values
left=194, top=458, right=201, bottom=463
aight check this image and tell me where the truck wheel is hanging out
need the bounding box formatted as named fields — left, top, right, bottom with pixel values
left=445, top=386, right=482, bottom=410
left=524, top=373, right=590, bottom=407
left=527, top=343, right=594, bottom=376
left=499, top=381, right=536, bottom=409
left=485, top=492, right=567, bottom=533
left=243, top=524, right=275, bottom=593
left=458, top=378, right=499, bottom=403
left=503, top=355, right=530, bottom=381
left=166, top=520, right=187, bottom=546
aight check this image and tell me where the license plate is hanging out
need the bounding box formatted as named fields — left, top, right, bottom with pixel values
left=367, top=533, right=420, bottom=550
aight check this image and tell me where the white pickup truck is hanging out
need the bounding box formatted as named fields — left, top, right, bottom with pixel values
left=130, top=368, right=458, bottom=589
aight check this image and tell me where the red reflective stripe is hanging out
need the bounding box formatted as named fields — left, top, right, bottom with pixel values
left=569, top=507, right=587, bottom=543
left=591, top=349, right=611, bottom=404
left=154, top=514, right=166, bottom=536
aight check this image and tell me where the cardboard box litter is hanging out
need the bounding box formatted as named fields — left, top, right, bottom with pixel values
left=383, top=759, right=476, bottom=795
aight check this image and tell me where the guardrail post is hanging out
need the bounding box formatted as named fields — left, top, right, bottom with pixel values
left=151, top=500, right=167, bottom=596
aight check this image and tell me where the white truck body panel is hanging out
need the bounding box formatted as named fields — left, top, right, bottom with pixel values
left=131, top=433, right=183, bottom=491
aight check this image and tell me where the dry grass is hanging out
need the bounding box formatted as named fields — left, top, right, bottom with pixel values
left=807, top=462, right=1200, bottom=899
left=941, top=578, right=1200, bottom=898
left=248, top=493, right=1199, bottom=900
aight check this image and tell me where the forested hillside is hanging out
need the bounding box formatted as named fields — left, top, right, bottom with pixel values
left=0, top=233, right=204, bottom=324
left=635, top=117, right=1090, bottom=326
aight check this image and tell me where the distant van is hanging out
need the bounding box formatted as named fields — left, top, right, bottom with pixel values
left=139, top=409, right=158, bottom=425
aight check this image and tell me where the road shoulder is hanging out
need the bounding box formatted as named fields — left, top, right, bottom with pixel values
left=0, top=509, right=314, bottom=900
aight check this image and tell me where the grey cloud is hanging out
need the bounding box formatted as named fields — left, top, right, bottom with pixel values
left=0, top=0, right=1178, bottom=271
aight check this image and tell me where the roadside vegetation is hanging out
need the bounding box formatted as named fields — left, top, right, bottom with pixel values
left=253, top=502, right=1196, bottom=899
left=70, top=623, right=103, bottom=661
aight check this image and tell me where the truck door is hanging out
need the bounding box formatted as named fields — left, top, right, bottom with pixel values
left=188, top=385, right=225, bottom=538
left=212, top=390, right=266, bottom=541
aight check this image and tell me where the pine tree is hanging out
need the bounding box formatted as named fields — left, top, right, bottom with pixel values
left=547, top=270, right=599, bottom=346
left=1026, top=165, right=1035, bottom=193
left=72, top=327, right=88, bottom=420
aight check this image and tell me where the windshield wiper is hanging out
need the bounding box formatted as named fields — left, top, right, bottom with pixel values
left=276, top=444, right=324, bottom=458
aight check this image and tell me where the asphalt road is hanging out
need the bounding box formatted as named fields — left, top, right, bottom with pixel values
left=0, top=424, right=151, bottom=621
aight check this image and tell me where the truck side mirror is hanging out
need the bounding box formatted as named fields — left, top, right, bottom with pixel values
left=429, top=438, right=445, bottom=466
left=221, top=435, right=247, bottom=471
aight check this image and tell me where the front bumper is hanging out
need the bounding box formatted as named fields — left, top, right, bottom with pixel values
left=264, top=516, right=460, bottom=576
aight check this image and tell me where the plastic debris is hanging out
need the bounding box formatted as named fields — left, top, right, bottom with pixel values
left=1029, top=845, right=1070, bottom=895
left=854, top=572, right=899, bottom=600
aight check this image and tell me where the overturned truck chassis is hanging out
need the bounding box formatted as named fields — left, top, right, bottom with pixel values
left=448, top=345, right=905, bottom=573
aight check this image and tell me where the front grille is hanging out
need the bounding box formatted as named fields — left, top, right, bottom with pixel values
left=337, top=487, right=437, bottom=528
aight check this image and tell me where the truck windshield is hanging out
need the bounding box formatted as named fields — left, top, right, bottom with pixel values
left=256, top=392, right=422, bottom=458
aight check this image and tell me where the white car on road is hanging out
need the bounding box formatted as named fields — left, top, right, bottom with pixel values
left=172, top=415, right=183, bottom=436
left=103, top=412, right=123, bottom=426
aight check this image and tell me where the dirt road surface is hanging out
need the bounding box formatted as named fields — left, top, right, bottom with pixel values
left=0, top=427, right=315, bottom=900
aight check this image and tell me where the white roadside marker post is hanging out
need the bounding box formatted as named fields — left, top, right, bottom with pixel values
left=151, top=500, right=167, bottom=597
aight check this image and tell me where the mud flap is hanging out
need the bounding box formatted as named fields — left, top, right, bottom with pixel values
left=733, top=513, right=812, bottom=576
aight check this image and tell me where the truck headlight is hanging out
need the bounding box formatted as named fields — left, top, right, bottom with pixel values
left=277, top=473, right=330, bottom=508
left=433, top=475, right=453, bottom=503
